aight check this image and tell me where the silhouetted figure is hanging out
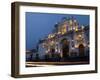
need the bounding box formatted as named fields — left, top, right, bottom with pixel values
left=62, top=39, right=69, bottom=59
left=30, top=53, right=33, bottom=61
left=79, top=44, right=85, bottom=57
left=51, top=48, right=55, bottom=58
left=45, top=54, right=49, bottom=61
left=35, top=53, right=39, bottom=60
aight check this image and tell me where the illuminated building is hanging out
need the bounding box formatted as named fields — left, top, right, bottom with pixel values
left=38, top=17, right=89, bottom=59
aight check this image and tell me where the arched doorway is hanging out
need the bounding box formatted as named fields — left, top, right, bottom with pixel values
left=78, top=44, right=85, bottom=57
left=61, top=38, right=69, bottom=58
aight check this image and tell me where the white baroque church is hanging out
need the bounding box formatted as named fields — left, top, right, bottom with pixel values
left=37, top=17, right=89, bottom=59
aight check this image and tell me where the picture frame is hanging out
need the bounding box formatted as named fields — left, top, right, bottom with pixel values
left=11, top=2, right=98, bottom=78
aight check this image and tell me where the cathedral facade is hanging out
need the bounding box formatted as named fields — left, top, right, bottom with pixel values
left=37, top=17, right=89, bottom=59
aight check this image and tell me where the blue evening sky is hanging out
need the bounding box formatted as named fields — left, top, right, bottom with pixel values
left=26, top=12, right=89, bottom=50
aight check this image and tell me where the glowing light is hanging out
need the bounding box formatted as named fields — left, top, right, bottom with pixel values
left=51, top=34, right=55, bottom=38
left=82, top=25, right=84, bottom=29
left=78, top=34, right=82, bottom=38
left=58, top=49, right=61, bottom=53
left=48, top=34, right=55, bottom=38
left=60, top=53, right=63, bottom=58
left=55, top=48, right=58, bottom=52
left=75, top=45, right=78, bottom=48
left=50, top=41, right=55, bottom=46
left=69, top=20, right=73, bottom=25
left=74, top=19, right=77, bottom=23
left=73, top=27, right=75, bottom=30
left=45, top=50, right=48, bottom=53
left=61, top=25, right=67, bottom=34
left=74, top=25, right=78, bottom=31
left=48, top=34, right=51, bottom=38
left=58, top=31, right=61, bottom=34
left=75, top=28, right=78, bottom=31
left=61, top=31, right=65, bottom=35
